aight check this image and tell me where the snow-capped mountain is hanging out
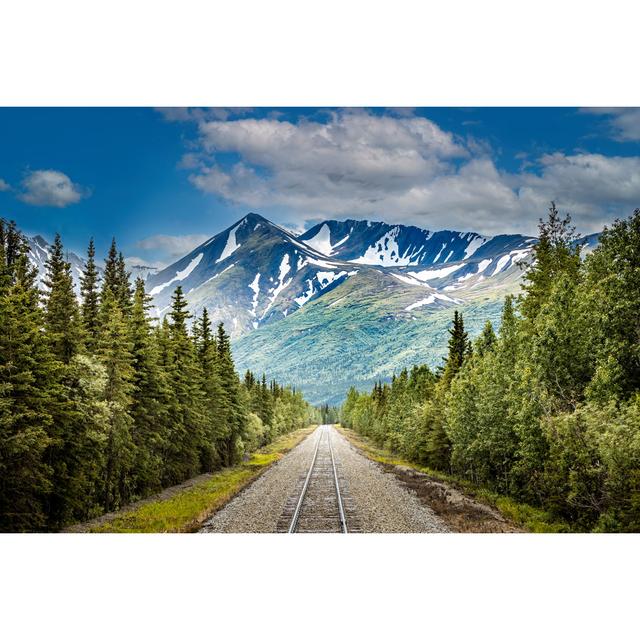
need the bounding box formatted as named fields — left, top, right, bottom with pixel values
left=144, top=213, right=540, bottom=337
left=299, top=219, right=533, bottom=267
left=144, top=213, right=363, bottom=336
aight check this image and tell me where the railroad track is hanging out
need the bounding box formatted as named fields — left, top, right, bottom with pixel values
left=280, top=425, right=350, bottom=533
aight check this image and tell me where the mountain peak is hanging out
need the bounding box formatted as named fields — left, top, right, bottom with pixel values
left=240, top=211, right=269, bottom=225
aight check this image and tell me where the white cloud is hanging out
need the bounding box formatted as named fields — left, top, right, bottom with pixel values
left=135, top=233, right=209, bottom=259
left=19, top=170, right=88, bottom=207
left=179, top=110, right=640, bottom=235
left=582, top=107, right=640, bottom=142
left=0, top=178, right=10, bottom=192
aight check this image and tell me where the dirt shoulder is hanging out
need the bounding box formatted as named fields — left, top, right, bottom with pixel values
left=338, top=427, right=523, bottom=533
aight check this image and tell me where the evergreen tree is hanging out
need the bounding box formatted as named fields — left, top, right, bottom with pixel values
left=519, top=202, right=581, bottom=324
left=582, top=208, right=640, bottom=402
left=80, top=238, right=100, bottom=350
left=0, top=223, right=55, bottom=531
left=129, top=278, right=168, bottom=495
left=42, top=233, right=83, bottom=364
left=440, top=310, right=470, bottom=386
left=194, top=307, right=224, bottom=471
left=116, top=251, right=133, bottom=313
left=97, top=289, right=135, bottom=511
left=101, top=238, right=119, bottom=301
left=163, top=287, right=206, bottom=482
left=216, top=322, right=247, bottom=465
left=475, top=320, right=497, bottom=357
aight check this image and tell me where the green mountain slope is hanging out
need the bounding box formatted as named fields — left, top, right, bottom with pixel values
left=233, top=268, right=519, bottom=404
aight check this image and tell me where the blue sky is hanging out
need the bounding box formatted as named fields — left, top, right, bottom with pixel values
left=1, top=107, right=639, bottom=267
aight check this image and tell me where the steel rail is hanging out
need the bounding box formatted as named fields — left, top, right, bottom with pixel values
left=287, top=426, right=323, bottom=533
left=327, top=427, right=348, bottom=534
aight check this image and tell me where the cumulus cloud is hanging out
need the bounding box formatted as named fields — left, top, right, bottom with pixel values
left=582, top=107, right=640, bottom=142
left=19, top=170, right=88, bottom=207
left=180, top=110, right=640, bottom=235
left=0, top=178, right=10, bottom=192
left=135, top=233, right=210, bottom=259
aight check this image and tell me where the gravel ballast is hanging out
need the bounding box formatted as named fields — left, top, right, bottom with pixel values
left=200, top=425, right=448, bottom=533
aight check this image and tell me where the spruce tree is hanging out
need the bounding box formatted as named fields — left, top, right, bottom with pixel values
left=440, top=310, right=470, bottom=386
left=116, top=251, right=133, bottom=314
left=520, top=202, right=581, bottom=324
left=101, top=238, right=119, bottom=300
left=42, top=233, right=83, bottom=364
left=0, top=224, right=55, bottom=531
left=163, top=287, right=206, bottom=482
left=216, top=322, right=247, bottom=465
left=97, top=288, right=135, bottom=511
left=194, top=307, right=224, bottom=470
left=129, top=278, right=168, bottom=495
left=80, top=238, right=100, bottom=350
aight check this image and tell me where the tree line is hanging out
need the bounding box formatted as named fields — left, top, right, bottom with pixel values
left=0, top=222, right=318, bottom=532
left=342, top=205, right=640, bottom=532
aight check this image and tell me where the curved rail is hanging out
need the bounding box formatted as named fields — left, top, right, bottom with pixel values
left=288, top=425, right=348, bottom=534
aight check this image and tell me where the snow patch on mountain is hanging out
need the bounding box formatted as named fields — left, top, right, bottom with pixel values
left=492, top=254, right=512, bottom=276
left=216, top=223, right=241, bottom=263
left=305, top=223, right=334, bottom=255
left=149, top=253, right=203, bottom=296
left=261, top=254, right=292, bottom=319
left=248, top=273, right=261, bottom=316
left=409, top=263, right=464, bottom=281
left=404, top=292, right=460, bottom=311
left=295, top=279, right=315, bottom=307
left=463, top=236, right=486, bottom=259
left=351, top=227, right=414, bottom=266
left=317, top=270, right=348, bottom=287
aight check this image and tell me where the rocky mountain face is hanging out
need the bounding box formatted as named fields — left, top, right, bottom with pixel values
left=144, top=212, right=539, bottom=339
left=299, top=218, right=532, bottom=267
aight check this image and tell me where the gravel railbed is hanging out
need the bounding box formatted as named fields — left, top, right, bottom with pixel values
left=199, top=428, right=322, bottom=533
left=200, top=425, right=448, bottom=533
left=330, top=427, right=449, bottom=533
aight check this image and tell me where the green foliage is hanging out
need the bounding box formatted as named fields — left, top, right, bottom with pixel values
left=343, top=206, right=640, bottom=532
left=0, top=224, right=317, bottom=531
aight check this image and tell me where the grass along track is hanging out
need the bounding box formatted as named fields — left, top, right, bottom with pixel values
left=68, top=426, right=316, bottom=533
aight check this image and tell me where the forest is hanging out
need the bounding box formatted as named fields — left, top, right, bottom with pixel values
left=0, top=222, right=318, bottom=532
left=342, top=205, right=640, bottom=532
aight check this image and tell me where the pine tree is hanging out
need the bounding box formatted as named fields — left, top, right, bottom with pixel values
left=194, top=307, right=224, bottom=471
left=129, top=278, right=168, bottom=495
left=520, top=202, right=581, bottom=324
left=440, top=310, right=470, bottom=386
left=216, top=322, right=247, bottom=465
left=162, top=287, right=206, bottom=482
left=101, top=238, right=119, bottom=301
left=0, top=223, right=55, bottom=531
left=97, top=288, right=135, bottom=511
left=475, top=320, right=496, bottom=357
left=116, top=251, right=133, bottom=314
left=80, top=238, right=100, bottom=350
left=42, top=233, right=83, bottom=364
